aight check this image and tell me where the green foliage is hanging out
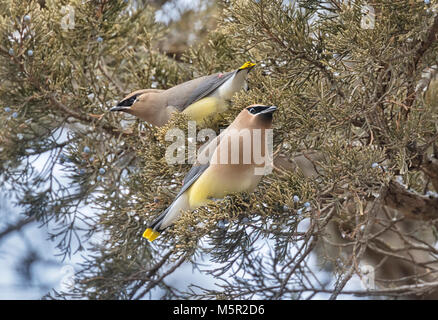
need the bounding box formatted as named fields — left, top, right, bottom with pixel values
left=1, top=0, right=438, bottom=299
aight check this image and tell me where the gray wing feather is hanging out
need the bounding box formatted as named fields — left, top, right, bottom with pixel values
left=181, top=70, right=236, bottom=109
left=148, top=205, right=172, bottom=230
left=149, top=163, right=210, bottom=230
left=177, top=163, right=210, bottom=198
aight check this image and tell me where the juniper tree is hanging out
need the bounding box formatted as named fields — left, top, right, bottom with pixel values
left=1, top=0, right=438, bottom=300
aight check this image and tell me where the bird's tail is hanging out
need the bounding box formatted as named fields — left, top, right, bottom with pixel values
left=143, top=193, right=189, bottom=242
left=143, top=228, right=161, bottom=242
left=239, top=61, right=256, bottom=70
left=142, top=206, right=171, bottom=242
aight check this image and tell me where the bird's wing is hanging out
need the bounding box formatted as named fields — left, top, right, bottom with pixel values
left=180, top=70, right=236, bottom=109
left=177, top=163, right=210, bottom=198
left=148, top=163, right=209, bottom=230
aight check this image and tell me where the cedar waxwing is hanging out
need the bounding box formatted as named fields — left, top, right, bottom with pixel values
left=143, top=104, right=277, bottom=242
left=110, top=62, right=256, bottom=126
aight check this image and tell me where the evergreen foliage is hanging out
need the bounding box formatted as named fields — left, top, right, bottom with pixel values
left=1, top=0, right=438, bottom=299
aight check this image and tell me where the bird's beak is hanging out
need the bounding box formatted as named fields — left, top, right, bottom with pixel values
left=110, top=106, right=125, bottom=112
left=259, top=105, right=277, bottom=114
left=110, top=105, right=131, bottom=112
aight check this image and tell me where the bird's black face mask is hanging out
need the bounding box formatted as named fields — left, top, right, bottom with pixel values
left=117, top=93, right=142, bottom=107
left=246, top=105, right=277, bottom=121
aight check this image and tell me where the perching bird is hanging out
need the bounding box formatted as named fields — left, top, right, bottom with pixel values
left=110, top=62, right=256, bottom=126
left=143, top=104, right=277, bottom=242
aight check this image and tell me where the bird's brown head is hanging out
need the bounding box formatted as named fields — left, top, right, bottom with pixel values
left=110, top=89, right=168, bottom=126
left=243, top=104, right=277, bottom=127
left=110, top=89, right=149, bottom=113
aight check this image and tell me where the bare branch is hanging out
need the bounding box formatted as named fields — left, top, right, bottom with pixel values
left=382, top=180, right=438, bottom=220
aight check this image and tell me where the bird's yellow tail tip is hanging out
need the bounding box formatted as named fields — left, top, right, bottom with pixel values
left=143, top=228, right=160, bottom=242
left=239, top=61, right=256, bottom=70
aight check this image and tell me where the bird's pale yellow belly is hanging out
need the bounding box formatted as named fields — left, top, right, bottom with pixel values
left=182, top=97, right=227, bottom=124
left=186, top=165, right=259, bottom=208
